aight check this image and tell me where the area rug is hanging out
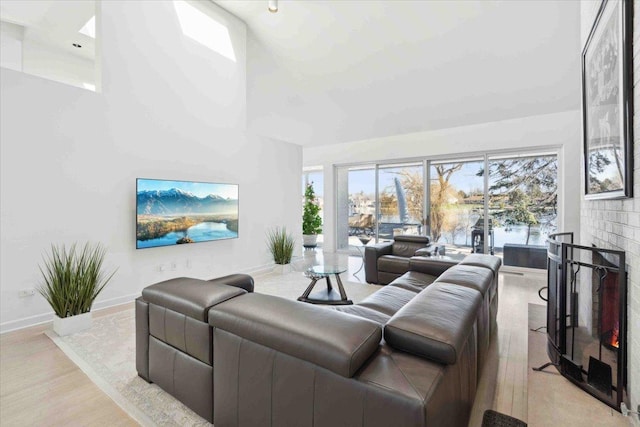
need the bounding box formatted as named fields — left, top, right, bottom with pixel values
left=46, top=270, right=381, bottom=426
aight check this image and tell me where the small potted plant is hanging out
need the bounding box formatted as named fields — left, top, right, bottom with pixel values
left=302, top=182, right=322, bottom=248
left=266, top=226, right=295, bottom=274
left=38, top=242, right=117, bottom=336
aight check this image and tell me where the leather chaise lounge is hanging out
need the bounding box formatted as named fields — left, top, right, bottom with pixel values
left=136, top=253, right=501, bottom=427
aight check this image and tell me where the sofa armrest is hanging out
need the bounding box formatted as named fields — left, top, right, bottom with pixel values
left=364, top=242, right=393, bottom=283
left=209, top=294, right=382, bottom=377
left=414, top=246, right=438, bottom=257
left=142, top=277, right=246, bottom=322
left=208, top=273, right=254, bottom=293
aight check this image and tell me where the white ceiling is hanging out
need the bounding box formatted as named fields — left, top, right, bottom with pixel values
left=215, top=0, right=581, bottom=147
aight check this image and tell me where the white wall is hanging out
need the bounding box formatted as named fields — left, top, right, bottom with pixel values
left=0, top=0, right=302, bottom=332
left=580, top=1, right=640, bottom=422
left=304, top=110, right=582, bottom=252
left=21, top=39, right=95, bottom=90
left=0, top=21, right=23, bottom=72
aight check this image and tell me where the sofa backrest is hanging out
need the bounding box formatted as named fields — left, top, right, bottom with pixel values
left=384, top=282, right=482, bottom=365
left=209, top=293, right=382, bottom=377
left=391, top=235, right=430, bottom=257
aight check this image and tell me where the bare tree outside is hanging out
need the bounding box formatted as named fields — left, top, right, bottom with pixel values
left=430, top=164, right=463, bottom=242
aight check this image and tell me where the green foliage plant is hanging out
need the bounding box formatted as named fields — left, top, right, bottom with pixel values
left=302, top=183, right=322, bottom=235
left=38, top=243, right=117, bottom=318
left=267, top=227, right=295, bottom=265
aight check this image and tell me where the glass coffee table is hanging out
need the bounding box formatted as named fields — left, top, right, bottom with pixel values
left=298, top=265, right=353, bottom=305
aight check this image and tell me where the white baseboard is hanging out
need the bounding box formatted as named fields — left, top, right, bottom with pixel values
left=1, top=262, right=275, bottom=334
left=0, top=312, right=53, bottom=334
left=0, top=293, right=140, bottom=334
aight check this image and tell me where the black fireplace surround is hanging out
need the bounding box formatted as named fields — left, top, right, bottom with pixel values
left=541, top=232, right=628, bottom=411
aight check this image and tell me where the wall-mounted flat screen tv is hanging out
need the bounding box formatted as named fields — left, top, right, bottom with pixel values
left=136, top=178, right=238, bottom=249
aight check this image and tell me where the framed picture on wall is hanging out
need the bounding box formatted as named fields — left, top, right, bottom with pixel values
left=582, top=0, right=633, bottom=200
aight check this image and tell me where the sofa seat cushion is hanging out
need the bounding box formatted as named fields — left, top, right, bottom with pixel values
left=378, top=255, right=411, bottom=275
left=435, top=265, right=493, bottom=297
left=142, top=277, right=246, bottom=322
left=331, top=305, right=391, bottom=325
left=384, top=283, right=482, bottom=365
left=388, top=271, right=437, bottom=293
left=359, top=286, right=417, bottom=316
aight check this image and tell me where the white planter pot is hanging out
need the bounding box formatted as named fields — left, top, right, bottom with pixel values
left=273, top=264, right=292, bottom=274
left=302, top=234, right=318, bottom=248
left=53, top=312, right=92, bottom=336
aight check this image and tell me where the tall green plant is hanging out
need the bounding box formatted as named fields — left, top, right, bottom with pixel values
left=38, top=243, right=117, bottom=318
left=303, top=183, right=322, bottom=235
left=266, top=227, right=295, bottom=265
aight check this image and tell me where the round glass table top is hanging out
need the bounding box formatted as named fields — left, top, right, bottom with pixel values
left=309, top=265, right=347, bottom=275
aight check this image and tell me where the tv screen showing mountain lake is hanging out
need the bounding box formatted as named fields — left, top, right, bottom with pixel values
left=136, top=179, right=238, bottom=249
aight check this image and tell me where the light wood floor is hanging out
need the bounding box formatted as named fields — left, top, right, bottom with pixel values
left=0, top=258, right=584, bottom=426
left=469, top=269, right=545, bottom=426
left=0, top=304, right=137, bottom=427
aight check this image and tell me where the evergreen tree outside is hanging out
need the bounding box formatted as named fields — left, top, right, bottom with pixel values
left=303, top=183, right=322, bottom=235
left=478, top=155, right=557, bottom=244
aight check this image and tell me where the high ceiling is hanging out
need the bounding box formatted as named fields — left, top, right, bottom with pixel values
left=216, top=0, right=581, bottom=147
left=0, top=0, right=95, bottom=60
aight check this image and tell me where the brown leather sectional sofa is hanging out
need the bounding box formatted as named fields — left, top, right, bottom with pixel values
left=136, top=253, right=501, bottom=427
left=364, top=234, right=441, bottom=284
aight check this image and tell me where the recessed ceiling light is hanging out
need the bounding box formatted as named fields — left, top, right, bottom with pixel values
left=268, top=0, right=278, bottom=13
left=72, top=43, right=82, bottom=48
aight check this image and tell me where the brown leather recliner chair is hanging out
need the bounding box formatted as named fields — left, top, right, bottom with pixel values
left=135, top=273, right=254, bottom=423
left=364, top=235, right=437, bottom=284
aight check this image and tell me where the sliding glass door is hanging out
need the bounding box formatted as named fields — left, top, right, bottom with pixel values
left=336, top=165, right=376, bottom=251
left=428, top=159, right=484, bottom=255
left=302, top=169, right=324, bottom=247
left=485, top=153, right=558, bottom=265
left=334, top=150, right=558, bottom=268
left=377, top=163, right=423, bottom=242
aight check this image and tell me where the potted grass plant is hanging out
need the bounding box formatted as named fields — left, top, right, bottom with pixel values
left=266, top=226, right=295, bottom=274
left=302, top=182, right=322, bottom=248
left=38, top=242, right=117, bottom=336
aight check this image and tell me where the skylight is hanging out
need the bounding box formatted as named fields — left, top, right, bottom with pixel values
left=79, top=16, right=95, bottom=39
left=173, top=0, right=236, bottom=62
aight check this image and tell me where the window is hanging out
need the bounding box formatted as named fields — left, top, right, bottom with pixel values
left=302, top=168, right=324, bottom=247
left=173, top=0, right=236, bottom=62
left=335, top=150, right=559, bottom=268
left=429, top=159, right=484, bottom=253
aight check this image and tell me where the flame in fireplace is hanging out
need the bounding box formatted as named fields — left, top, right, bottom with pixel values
left=611, top=324, right=619, bottom=349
